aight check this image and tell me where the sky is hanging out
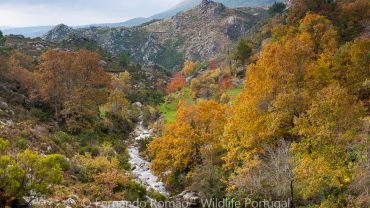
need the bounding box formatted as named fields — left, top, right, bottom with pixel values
left=0, top=0, right=183, bottom=27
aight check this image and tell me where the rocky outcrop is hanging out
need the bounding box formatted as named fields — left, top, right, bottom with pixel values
left=197, top=0, right=225, bottom=16
left=42, top=24, right=73, bottom=42
left=43, top=1, right=268, bottom=70
left=172, top=190, right=201, bottom=207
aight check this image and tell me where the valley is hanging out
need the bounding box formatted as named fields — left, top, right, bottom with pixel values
left=0, top=0, right=369, bottom=208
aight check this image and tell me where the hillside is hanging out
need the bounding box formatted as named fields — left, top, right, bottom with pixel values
left=1, top=0, right=368, bottom=207
left=2, top=0, right=280, bottom=38
left=43, top=0, right=269, bottom=70
left=121, top=0, right=282, bottom=26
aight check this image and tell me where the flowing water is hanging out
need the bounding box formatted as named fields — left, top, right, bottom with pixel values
left=29, top=121, right=169, bottom=208
left=97, top=121, right=168, bottom=208
left=127, top=121, right=168, bottom=195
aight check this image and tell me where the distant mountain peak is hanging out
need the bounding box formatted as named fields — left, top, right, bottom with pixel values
left=43, top=24, right=73, bottom=42
left=54, top=24, right=70, bottom=30
left=197, top=0, right=226, bottom=15
left=3, top=0, right=281, bottom=38
left=201, top=0, right=211, bottom=4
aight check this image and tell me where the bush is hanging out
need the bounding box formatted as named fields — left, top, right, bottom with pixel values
left=117, top=153, right=131, bottom=170
left=14, top=137, right=29, bottom=150
left=51, top=131, right=75, bottom=151
left=128, top=90, right=164, bottom=106
left=52, top=131, right=74, bottom=144
left=147, top=190, right=166, bottom=202
left=54, top=155, right=71, bottom=171
left=121, top=181, right=147, bottom=202
left=138, top=137, right=153, bottom=153
left=195, top=62, right=208, bottom=71
left=105, top=113, right=134, bottom=137
left=30, top=107, right=49, bottom=122
left=79, top=145, right=100, bottom=157
left=142, top=106, right=159, bottom=126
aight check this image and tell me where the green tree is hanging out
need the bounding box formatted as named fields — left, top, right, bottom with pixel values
left=117, top=51, right=131, bottom=67
left=0, top=138, right=64, bottom=206
left=232, top=38, right=252, bottom=65
left=157, top=41, right=184, bottom=70
left=0, top=30, right=6, bottom=54
left=0, top=30, right=5, bottom=46
left=269, top=2, right=286, bottom=15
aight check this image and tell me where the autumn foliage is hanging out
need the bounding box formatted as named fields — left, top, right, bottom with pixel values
left=218, top=75, right=232, bottom=92
left=33, top=49, right=110, bottom=132
left=166, top=72, right=186, bottom=94
left=0, top=0, right=368, bottom=206
left=150, top=10, right=369, bottom=207
left=222, top=13, right=369, bottom=206
left=148, top=100, right=226, bottom=190
left=208, top=59, right=219, bottom=70
left=182, top=60, right=197, bottom=76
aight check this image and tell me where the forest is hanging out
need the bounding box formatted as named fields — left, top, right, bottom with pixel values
left=0, top=0, right=369, bottom=208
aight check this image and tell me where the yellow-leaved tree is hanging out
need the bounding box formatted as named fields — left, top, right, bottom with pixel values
left=182, top=60, right=197, bottom=76
left=148, top=100, right=226, bottom=191
left=292, top=83, right=365, bottom=207
left=223, top=13, right=339, bottom=202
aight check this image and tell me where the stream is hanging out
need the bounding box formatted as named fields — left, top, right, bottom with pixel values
left=127, top=120, right=168, bottom=196
left=97, top=121, right=168, bottom=208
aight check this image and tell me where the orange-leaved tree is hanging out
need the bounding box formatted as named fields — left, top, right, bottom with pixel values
left=35, top=49, right=110, bottom=132
left=166, top=72, right=186, bottom=94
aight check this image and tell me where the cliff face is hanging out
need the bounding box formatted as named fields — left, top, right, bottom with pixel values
left=43, top=1, right=268, bottom=70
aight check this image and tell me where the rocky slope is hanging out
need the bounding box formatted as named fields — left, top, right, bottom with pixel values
left=2, top=0, right=280, bottom=38
left=122, top=0, right=281, bottom=26
left=43, top=0, right=269, bottom=70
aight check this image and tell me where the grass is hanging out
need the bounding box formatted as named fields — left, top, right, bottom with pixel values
left=158, top=87, right=194, bottom=124
left=158, top=86, right=243, bottom=123
left=159, top=102, right=177, bottom=124
left=226, top=85, right=243, bottom=98
left=99, top=105, right=108, bottom=118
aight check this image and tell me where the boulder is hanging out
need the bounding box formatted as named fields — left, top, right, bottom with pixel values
left=133, top=102, right=143, bottom=108
left=173, top=190, right=200, bottom=207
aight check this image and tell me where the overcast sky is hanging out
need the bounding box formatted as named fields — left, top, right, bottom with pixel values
left=0, top=0, right=183, bottom=27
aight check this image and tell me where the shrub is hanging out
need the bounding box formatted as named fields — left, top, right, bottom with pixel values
left=117, top=153, right=131, bottom=170
left=14, top=137, right=30, bottom=150
left=122, top=181, right=147, bottom=202
left=79, top=145, right=100, bottom=157
left=138, top=137, right=153, bottom=153
left=0, top=146, right=64, bottom=206
left=147, top=190, right=166, bottom=202
left=30, top=107, right=49, bottom=122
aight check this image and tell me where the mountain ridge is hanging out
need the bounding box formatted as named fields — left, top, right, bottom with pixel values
left=2, top=0, right=280, bottom=38
left=43, top=0, right=269, bottom=70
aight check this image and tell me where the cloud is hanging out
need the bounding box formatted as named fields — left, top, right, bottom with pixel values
left=0, top=0, right=182, bottom=27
